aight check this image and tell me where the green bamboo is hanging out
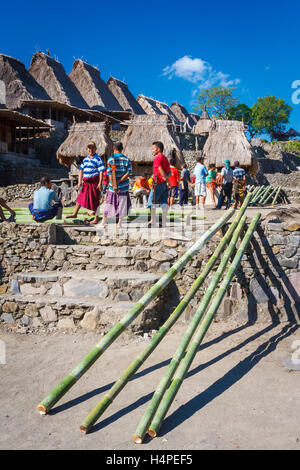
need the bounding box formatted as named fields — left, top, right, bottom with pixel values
left=248, top=185, right=260, bottom=200
left=37, top=208, right=234, bottom=415
left=132, top=199, right=252, bottom=443
left=148, top=212, right=261, bottom=438
left=80, top=195, right=252, bottom=434
left=250, top=185, right=265, bottom=204
left=257, top=185, right=272, bottom=205
left=262, top=186, right=278, bottom=206
left=271, top=186, right=282, bottom=206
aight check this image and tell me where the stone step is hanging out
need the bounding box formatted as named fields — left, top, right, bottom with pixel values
left=12, top=270, right=161, bottom=302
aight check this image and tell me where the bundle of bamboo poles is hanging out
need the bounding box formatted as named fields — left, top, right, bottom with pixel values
left=79, top=194, right=253, bottom=434
left=249, top=185, right=285, bottom=206
left=37, top=209, right=234, bottom=415
left=133, top=211, right=261, bottom=442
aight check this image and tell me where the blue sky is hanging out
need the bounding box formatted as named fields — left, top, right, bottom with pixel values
left=1, top=0, right=300, bottom=131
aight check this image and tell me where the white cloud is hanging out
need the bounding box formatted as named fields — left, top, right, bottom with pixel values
left=162, top=55, right=240, bottom=89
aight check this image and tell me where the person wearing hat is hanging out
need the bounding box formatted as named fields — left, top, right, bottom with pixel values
left=232, top=160, right=246, bottom=208
left=216, top=159, right=233, bottom=209
left=65, top=141, right=105, bottom=224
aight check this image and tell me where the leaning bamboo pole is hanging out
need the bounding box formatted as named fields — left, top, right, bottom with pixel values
left=257, top=185, right=272, bottom=205
left=271, top=186, right=282, bottom=206
left=37, top=208, right=234, bottom=415
left=262, top=186, right=278, bottom=206
left=80, top=196, right=252, bottom=433
left=250, top=185, right=265, bottom=204
left=132, top=198, right=252, bottom=443
left=147, top=212, right=261, bottom=438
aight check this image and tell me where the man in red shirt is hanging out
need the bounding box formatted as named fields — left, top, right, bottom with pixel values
left=147, top=141, right=171, bottom=227
left=168, top=157, right=180, bottom=209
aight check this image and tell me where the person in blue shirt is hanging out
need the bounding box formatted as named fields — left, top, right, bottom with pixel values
left=29, top=176, right=62, bottom=222
left=101, top=142, right=132, bottom=229
left=65, top=141, right=105, bottom=224
left=193, top=156, right=208, bottom=210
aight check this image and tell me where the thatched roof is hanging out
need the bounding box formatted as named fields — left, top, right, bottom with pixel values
left=0, top=108, right=51, bottom=127
left=202, top=120, right=257, bottom=172
left=122, top=114, right=184, bottom=165
left=29, top=53, right=89, bottom=109
left=107, top=77, right=145, bottom=114
left=189, top=113, right=201, bottom=124
left=137, top=95, right=164, bottom=115
left=155, top=101, right=181, bottom=125
left=194, top=108, right=212, bottom=134
left=0, top=54, right=50, bottom=109
left=170, top=102, right=196, bottom=129
left=57, top=122, right=114, bottom=167
left=68, top=60, right=123, bottom=111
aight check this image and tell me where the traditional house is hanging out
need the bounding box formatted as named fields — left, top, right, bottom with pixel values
left=136, top=95, right=164, bottom=115
left=0, top=54, right=50, bottom=109
left=28, top=52, right=89, bottom=109
left=107, top=77, right=145, bottom=114
left=194, top=108, right=212, bottom=134
left=122, top=114, right=184, bottom=175
left=202, top=120, right=257, bottom=174
left=0, top=107, right=51, bottom=163
left=170, top=102, right=195, bottom=130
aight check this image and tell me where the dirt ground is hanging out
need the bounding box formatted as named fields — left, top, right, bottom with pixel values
left=1, top=320, right=300, bottom=450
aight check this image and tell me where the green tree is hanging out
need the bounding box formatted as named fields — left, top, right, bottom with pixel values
left=252, top=96, right=292, bottom=140
left=194, top=86, right=239, bottom=119
left=227, top=103, right=258, bottom=139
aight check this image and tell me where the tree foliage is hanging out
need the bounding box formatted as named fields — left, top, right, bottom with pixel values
left=194, top=86, right=239, bottom=119
left=227, top=103, right=257, bottom=139
left=252, top=96, right=292, bottom=140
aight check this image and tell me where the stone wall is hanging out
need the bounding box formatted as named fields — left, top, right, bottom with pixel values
left=0, top=215, right=299, bottom=334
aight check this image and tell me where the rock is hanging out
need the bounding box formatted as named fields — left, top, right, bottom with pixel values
left=40, top=306, right=57, bottom=323
left=285, top=223, right=300, bottom=232
left=158, top=262, right=171, bottom=272
left=289, top=235, right=300, bottom=247
left=21, top=315, right=32, bottom=326
left=44, top=246, right=54, bottom=260
left=230, top=283, right=243, bottom=301
left=57, top=318, right=75, bottom=329
left=136, top=261, right=147, bottom=272
left=54, top=250, right=66, bottom=261
left=0, top=284, right=8, bottom=294
left=284, top=246, right=297, bottom=259
left=48, top=282, right=63, bottom=296
left=63, top=279, right=108, bottom=298
left=249, top=278, right=269, bottom=304
left=31, top=317, right=42, bottom=328
left=101, top=257, right=131, bottom=266
left=20, top=284, right=41, bottom=295
left=272, top=246, right=281, bottom=255
left=279, top=257, right=298, bottom=268
left=72, top=309, right=85, bottom=319
left=269, top=234, right=286, bottom=246
left=132, top=247, right=151, bottom=259
left=150, top=250, right=174, bottom=262
left=105, top=247, right=132, bottom=258
left=80, top=310, right=98, bottom=330
left=24, top=304, right=39, bottom=318
left=10, top=280, right=20, bottom=293
left=115, top=292, right=130, bottom=301
left=1, top=313, right=14, bottom=323
left=163, top=239, right=178, bottom=248
left=2, top=301, right=18, bottom=313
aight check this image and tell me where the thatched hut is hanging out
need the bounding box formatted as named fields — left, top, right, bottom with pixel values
left=155, top=101, right=181, bottom=126
left=0, top=54, right=50, bottom=109
left=107, top=77, right=145, bottom=114
left=28, top=52, right=89, bottom=109
left=122, top=114, right=184, bottom=175
left=68, top=60, right=123, bottom=111
left=57, top=121, right=113, bottom=168
left=202, top=120, right=257, bottom=174
left=170, top=102, right=195, bottom=130
left=190, top=113, right=201, bottom=125
left=136, top=95, right=163, bottom=115
left=194, top=107, right=212, bottom=134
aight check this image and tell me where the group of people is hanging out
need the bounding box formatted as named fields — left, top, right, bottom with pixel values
left=25, top=140, right=247, bottom=228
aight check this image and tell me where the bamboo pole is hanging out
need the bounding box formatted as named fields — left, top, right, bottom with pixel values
left=262, top=186, right=278, bottom=206
left=271, top=186, right=282, bottom=206
left=147, top=212, right=261, bottom=438
left=257, top=185, right=272, bottom=205
left=37, top=208, right=234, bottom=415
left=132, top=198, right=252, bottom=443
left=250, top=185, right=265, bottom=204
left=80, top=195, right=252, bottom=434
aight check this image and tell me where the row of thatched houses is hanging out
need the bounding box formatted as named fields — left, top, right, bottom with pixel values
left=0, top=51, right=257, bottom=175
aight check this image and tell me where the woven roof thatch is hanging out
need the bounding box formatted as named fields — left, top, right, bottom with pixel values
left=189, top=113, right=201, bottom=124
left=0, top=108, right=51, bottom=127
left=155, top=101, right=181, bottom=125
left=28, top=53, right=89, bottom=109
left=0, top=54, right=50, bottom=109
left=122, top=114, right=184, bottom=165
left=69, top=60, right=123, bottom=111
left=170, top=102, right=196, bottom=129
left=194, top=108, right=212, bottom=134
left=107, top=77, right=145, bottom=114
left=57, top=122, right=113, bottom=167
left=137, top=95, right=163, bottom=115
left=202, top=120, right=257, bottom=173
